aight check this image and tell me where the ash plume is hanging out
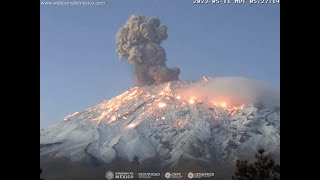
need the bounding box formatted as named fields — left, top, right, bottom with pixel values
left=115, top=15, right=180, bottom=86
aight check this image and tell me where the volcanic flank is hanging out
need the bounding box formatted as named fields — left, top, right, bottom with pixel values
left=40, top=78, right=280, bottom=179
left=40, top=16, right=280, bottom=179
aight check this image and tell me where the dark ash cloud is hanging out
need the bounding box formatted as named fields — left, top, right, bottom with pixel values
left=116, top=15, right=180, bottom=86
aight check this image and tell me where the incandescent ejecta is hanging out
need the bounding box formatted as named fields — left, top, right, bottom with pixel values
left=116, top=15, right=180, bottom=86
left=41, top=79, right=280, bottom=180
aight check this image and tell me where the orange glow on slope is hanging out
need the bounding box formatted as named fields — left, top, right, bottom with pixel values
left=158, top=102, right=167, bottom=108
left=70, top=81, right=248, bottom=127
left=188, top=96, right=197, bottom=104
left=64, top=112, right=79, bottom=121
left=210, top=97, right=244, bottom=116
left=174, top=95, right=245, bottom=117
left=212, top=101, right=228, bottom=108
left=108, top=115, right=117, bottom=124
left=220, top=102, right=227, bottom=108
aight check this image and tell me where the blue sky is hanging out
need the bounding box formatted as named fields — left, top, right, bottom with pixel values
left=40, top=0, right=279, bottom=128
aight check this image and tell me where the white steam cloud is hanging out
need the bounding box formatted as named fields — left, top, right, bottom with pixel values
left=177, top=77, right=279, bottom=108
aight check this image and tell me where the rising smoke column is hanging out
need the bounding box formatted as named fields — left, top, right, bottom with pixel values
left=115, top=15, right=180, bottom=86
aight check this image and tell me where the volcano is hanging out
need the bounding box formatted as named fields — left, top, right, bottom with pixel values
left=40, top=77, right=280, bottom=179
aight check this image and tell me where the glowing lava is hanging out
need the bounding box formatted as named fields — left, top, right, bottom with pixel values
left=69, top=81, right=248, bottom=129
left=158, top=102, right=167, bottom=108
left=212, top=101, right=228, bottom=108
left=210, top=97, right=244, bottom=116
left=188, top=96, right=197, bottom=105
left=220, top=102, right=227, bottom=107
left=64, top=112, right=79, bottom=121
left=108, top=115, right=117, bottom=123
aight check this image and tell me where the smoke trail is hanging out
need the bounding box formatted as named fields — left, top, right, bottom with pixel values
left=115, top=15, right=180, bottom=86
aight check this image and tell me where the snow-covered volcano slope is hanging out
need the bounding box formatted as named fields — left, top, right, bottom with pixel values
left=40, top=78, right=280, bottom=167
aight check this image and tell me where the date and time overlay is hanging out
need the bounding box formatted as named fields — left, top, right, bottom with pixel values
left=193, top=0, right=280, bottom=4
